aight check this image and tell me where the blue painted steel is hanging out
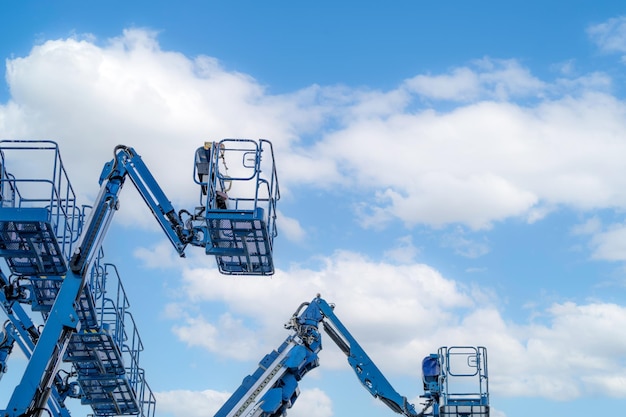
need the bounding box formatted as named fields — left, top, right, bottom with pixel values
left=435, top=346, right=489, bottom=417
left=309, top=297, right=423, bottom=417
left=194, top=139, right=280, bottom=275
left=0, top=139, right=279, bottom=417
left=214, top=296, right=490, bottom=417
left=0, top=320, right=15, bottom=380
left=418, top=346, right=490, bottom=417
left=102, top=146, right=190, bottom=259
left=214, top=295, right=426, bottom=417
left=0, top=142, right=160, bottom=416
left=63, top=261, right=156, bottom=416
left=0, top=208, right=69, bottom=276
left=213, top=337, right=310, bottom=417
left=0, top=140, right=81, bottom=273
left=6, top=269, right=84, bottom=415
left=0, top=271, right=73, bottom=417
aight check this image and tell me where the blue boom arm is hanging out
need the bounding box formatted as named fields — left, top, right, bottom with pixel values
left=70, top=145, right=197, bottom=275
left=5, top=145, right=210, bottom=416
left=214, top=295, right=430, bottom=417
left=310, top=296, right=428, bottom=417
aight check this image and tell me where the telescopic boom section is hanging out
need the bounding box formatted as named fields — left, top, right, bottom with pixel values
left=311, top=297, right=425, bottom=417
left=70, top=145, right=190, bottom=275
left=214, top=295, right=426, bottom=417
left=112, top=146, right=190, bottom=253
left=0, top=141, right=280, bottom=417
left=4, top=145, right=199, bottom=417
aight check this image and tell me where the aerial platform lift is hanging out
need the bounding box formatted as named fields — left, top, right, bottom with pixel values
left=0, top=139, right=279, bottom=417
left=422, top=346, right=489, bottom=417
left=214, top=295, right=489, bottom=417
left=194, top=139, right=279, bottom=275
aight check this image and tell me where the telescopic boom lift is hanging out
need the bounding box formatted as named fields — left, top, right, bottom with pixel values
left=0, top=139, right=279, bottom=417
left=214, top=295, right=489, bottom=417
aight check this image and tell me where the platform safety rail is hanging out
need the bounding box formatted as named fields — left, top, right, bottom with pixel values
left=438, top=346, right=489, bottom=417
left=63, top=261, right=156, bottom=417
left=0, top=140, right=81, bottom=276
left=194, top=138, right=280, bottom=275
left=0, top=140, right=155, bottom=417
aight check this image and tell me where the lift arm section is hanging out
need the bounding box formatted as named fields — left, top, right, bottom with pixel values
left=310, top=297, right=425, bottom=417
left=212, top=335, right=319, bottom=417
left=214, top=295, right=426, bottom=417
left=212, top=299, right=325, bottom=417
left=70, top=145, right=192, bottom=275
left=5, top=145, right=200, bottom=417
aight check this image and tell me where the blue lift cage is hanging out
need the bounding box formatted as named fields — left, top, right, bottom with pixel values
left=0, top=138, right=281, bottom=416
left=0, top=141, right=155, bottom=417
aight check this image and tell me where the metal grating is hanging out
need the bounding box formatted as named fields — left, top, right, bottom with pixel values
left=441, top=405, right=490, bottom=417
left=0, top=211, right=67, bottom=276
left=77, top=376, right=140, bottom=416
left=208, top=216, right=273, bottom=275
left=65, top=331, right=126, bottom=376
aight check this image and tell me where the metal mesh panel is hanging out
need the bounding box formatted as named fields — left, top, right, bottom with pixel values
left=77, top=376, right=140, bottom=416
left=209, top=217, right=273, bottom=275
left=0, top=218, right=67, bottom=275
left=441, top=405, right=489, bottom=417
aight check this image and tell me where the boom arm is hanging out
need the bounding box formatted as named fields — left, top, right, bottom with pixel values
left=214, top=295, right=429, bottom=417
left=312, top=297, right=427, bottom=417
left=6, top=145, right=205, bottom=416
left=70, top=145, right=194, bottom=275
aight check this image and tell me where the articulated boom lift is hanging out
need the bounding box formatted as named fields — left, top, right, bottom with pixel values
left=0, top=139, right=279, bottom=417
left=214, top=295, right=489, bottom=417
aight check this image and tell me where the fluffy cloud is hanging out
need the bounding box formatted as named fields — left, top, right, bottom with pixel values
left=156, top=387, right=332, bottom=417
left=404, top=58, right=545, bottom=102
left=161, top=250, right=626, bottom=402
left=587, top=16, right=626, bottom=55
left=145, top=248, right=626, bottom=417
left=1, top=29, right=316, bottom=214
left=4, top=29, right=626, bottom=232
left=3, top=26, right=626, bottom=417
left=315, top=92, right=626, bottom=229
left=156, top=389, right=231, bottom=417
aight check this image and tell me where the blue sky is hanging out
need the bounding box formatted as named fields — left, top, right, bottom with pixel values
left=2, top=2, right=626, bottom=417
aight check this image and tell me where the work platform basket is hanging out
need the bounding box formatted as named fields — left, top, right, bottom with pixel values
left=438, top=346, right=489, bottom=417
left=195, top=138, right=280, bottom=275
left=0, top=140, right=80, bottom=276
